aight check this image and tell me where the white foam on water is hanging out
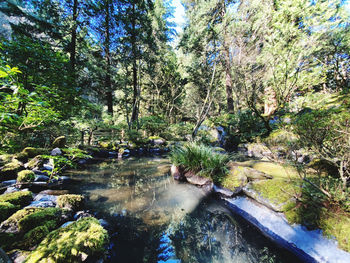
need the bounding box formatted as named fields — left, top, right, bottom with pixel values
left=226, top=196, right=350, bottom=263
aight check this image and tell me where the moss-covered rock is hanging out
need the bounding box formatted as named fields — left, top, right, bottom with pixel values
left=20, top=225, right=50, bottom=250
left=0, top=202, right=20, bottom=222
left=26, top=156, right=45, bottom=170
left=17, top=170, right=35, bottom=183
left=0, top=191, right=33, bottom=207
left=308, top=158, right=339, bottom=176
left=0, top=207, right=62, bottom=234
left=246, top=178, right=301, bottom=212
left=52, top=136, right=66, bottom=148
left=57, top=194, right=84, bottom=211
left=25, top=217, right=108, bottom=263
left=16, top=148, right=48, bottom=162
left=0, top=159, right=23, bottom=180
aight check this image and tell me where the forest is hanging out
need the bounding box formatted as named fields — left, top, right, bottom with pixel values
left=0, top=0, right=350, bottom=262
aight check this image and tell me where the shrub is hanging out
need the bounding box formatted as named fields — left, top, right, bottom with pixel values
left=170, top=143, right=230, bottom=179
left=166, top=122, right=194, bottom=141
left=140, top=116, right=168, bottom=136
left=17, top=170, right=35, bottom=183
left=25, top=217, right=108, bottom=263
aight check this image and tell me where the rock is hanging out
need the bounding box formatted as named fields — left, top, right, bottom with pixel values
left=0, top=159, right=23, bottom=181
left=28, top=182, right=49, bottom=192
left=24, top=217, right=108, bottom=263
left=58, top=176, right=73, bottom=185
left=27, top=201, right=56, bottom=208
left=171, top=165, right=185, bottom=181
left=0, top=190, right=33, bottom=207
left=38, top=189, right=69, bottom=196
left=57, top=194, right=84, bottom=211
left=17, top=170, right=35, bottom=183
left=16, top=147, right=46, bottom=161
left=74, top=210, right=93, bottom=220
left=1, top=180, right=16, bottom=187
left=34, top=174, right=50, bottom=182
left=52, top=136, right=66, bottom=148
left=42, top=163, right=53, bottom=172
left=50, top=147, right=62, bottom=156
left=8, top=249, right=29, bottom=263
left=25, top=155, right=44, bottom=170
left=4, top=186, right=20, bottom=194
left=34, top=194, right=57, bottom=203
left=213, top=184, right=238, bottom=197
left=246, top=143, right=273, bottom=159
left=184, top=171, right=213, bottom=188
left=228, top=162, right=272, bottom=181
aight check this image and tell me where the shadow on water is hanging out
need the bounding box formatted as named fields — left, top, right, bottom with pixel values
left=65, top=156, right=303, bottom=263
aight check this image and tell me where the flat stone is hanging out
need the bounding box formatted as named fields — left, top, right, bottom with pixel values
left=27, top=200, right=56, bottom=208
left=4, top=186, right=20, bottom=194
left=34, top=194, right=57, bottom=202
left=184, top=171, right=213, bottom=187
left=213, top=184, right=236, bottom=197
left=1, top=180, right=16, bottom=186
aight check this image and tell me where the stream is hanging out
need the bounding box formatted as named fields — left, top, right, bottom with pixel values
left=65, top=156, right=302, bottom=263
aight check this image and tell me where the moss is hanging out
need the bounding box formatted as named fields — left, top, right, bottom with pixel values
left=2, top=207, right=62, bottom=234
left=26, top=155, right=45, bottom=170
left=264, top=129, right=298, bottom=147
left=99, top=141, right=111, bottom=149
left=0, top=159, right=22, bottom=180
left=16, top=148, right=47, bottom=161
left=18, top=207, right=62, bottom=233
left=25, top=217, right=108, bottom=263
left=57, top=194, right=84, bottom=211
left=0, top=154, right=14, bottom=166
left=0, top=202, right=20, bottom=222
left=17, top=170, right=35, bottom=183
left=0, top=191, right=33, bottom=206
left=251, top=179, right=301, bottom=210
left=237, top=160, right=299, bottom=179
left=0, top=232, right=16, bottom=250
left=20, top=225, right=50, bottom=250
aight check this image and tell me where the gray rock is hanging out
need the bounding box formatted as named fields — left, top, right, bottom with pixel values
left=34, top=194, right=57, bottom=203
left=171, top=165, right=184, bottom=181
left=98, top=219, right=110, bottom=230
left=50, top=147, right=62, bottom=156
left=213, top=185, right=236, bottom=197
left=42, top=164, right=53, bottom=171
left=34, top=174, right=50, bottom=182
left=74, top=211, right=93, bottom=220
left=4, top=186, right=20, bottom=194
left=1, top=180, right=16, bottom=186
left=27, top=200, right=56, bottom=208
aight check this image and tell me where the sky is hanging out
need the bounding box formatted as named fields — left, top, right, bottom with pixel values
left=169, top=0, right=186, bottom=34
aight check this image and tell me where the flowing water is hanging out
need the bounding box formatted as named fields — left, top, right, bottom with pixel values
left=66, top=156, right=302, bottom=263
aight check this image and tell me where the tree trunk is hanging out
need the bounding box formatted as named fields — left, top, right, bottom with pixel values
left=131, top=3, right=138, bottom=124
left=105, top=1, right=113, bottom=116
left=70, top=0, right=78, bottom=72
left=222, top=2, right=234, bottom=113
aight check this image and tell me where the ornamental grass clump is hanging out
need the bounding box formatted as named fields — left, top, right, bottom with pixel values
left=170, top=143, right=230, bottom=179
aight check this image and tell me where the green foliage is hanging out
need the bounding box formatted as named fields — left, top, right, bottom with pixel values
left=125, top=129, right=147, bottom=146
left=140, top=116, right=168, bottom=136
left=166, top=122, right=194, bottom=141
left=0, top=191, right=32, bottom=207
left=293, top=105, right=350, bottom=188
left=170, top=143, right=230, bottom=179
left=17, top=170, right=35, bottom=183
left=25, top=217, right=108, bottom=263
left=57, top=194, right=84, bottom=211
left=62, top=148, right=91, bottom=161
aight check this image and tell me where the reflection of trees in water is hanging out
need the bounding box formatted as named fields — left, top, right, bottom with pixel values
left=170, top=206, right=278, bottom=263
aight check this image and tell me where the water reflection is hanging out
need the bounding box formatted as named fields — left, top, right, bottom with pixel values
left=66, top=157, right=301, bottom=263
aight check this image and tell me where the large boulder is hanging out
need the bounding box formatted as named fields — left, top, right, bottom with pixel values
left=246, top=143, right=273, bottom=159
left=228, top=162, right=272, bottom=181
left=16, top=147, right=46, bottom=162
left=17, top=170, right=35, bottom=184
left=52, top=136, right=66, bottom=148
left=57, top=194, right=84, bottom=211
left=24, top=217, right=108, bottom=263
